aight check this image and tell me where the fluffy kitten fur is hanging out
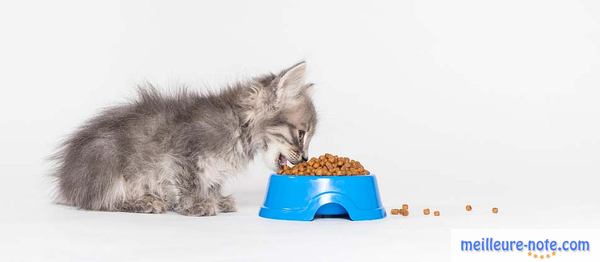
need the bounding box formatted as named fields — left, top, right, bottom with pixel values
left=51, top=62, right=317, bottom=216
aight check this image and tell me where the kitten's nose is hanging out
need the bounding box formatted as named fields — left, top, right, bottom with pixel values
left=301, top=156, right=308, bottom=162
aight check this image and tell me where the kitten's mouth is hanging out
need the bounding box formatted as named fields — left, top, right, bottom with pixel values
left=278, top=154, right=289, bottom=169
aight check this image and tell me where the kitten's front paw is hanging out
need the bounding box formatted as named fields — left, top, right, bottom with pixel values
left=176, top=198, right=218, bottom=217
left=122, top=195, right=168, bottom=214
left=219, top=195, right=237, bottom=213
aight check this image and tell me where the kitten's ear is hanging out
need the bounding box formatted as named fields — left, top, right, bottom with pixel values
left=304, top=83, right=315, bottom=96
left=276, top=61, right=308, bottom=101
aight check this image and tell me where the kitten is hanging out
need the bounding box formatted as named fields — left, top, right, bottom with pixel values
left=51, top=62, right=317, bottom=216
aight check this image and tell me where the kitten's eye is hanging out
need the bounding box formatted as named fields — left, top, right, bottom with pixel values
left=298, top=130, right=306, bottom=140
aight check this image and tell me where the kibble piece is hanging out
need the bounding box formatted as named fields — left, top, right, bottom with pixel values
left=401, top=209, right=409, bottom=216
left=433, top=210, right=440, bottom=216
left=423, top=208, right=430, bottom=215
left=466, top=205, right=472, bottom=211
left=402, top=204, right=409, bottom=210
left=492, top=207, right=498, bottom=214
left=391, top=209, right=400, bottom=215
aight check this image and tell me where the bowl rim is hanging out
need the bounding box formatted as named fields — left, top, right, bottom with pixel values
left=272, top=173, right=372, bottom=178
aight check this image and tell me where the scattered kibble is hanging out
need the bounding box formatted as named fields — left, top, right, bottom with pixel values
left=391, top=205, right=500, bottom=218
left=278, top=153, right=369, bottom=176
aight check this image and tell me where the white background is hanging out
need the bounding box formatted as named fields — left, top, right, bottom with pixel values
left=1, top=0, right=599, bottom=261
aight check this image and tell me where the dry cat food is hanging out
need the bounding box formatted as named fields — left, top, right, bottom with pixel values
left=400, top=209, right=409, bottom=216
left=400, top=204, right=409, bottom=216
left=391, top=204, right=501, bottom=218
left=277, top=153, right=369, bottom=176
left=391, top=204, right=410, bottom=216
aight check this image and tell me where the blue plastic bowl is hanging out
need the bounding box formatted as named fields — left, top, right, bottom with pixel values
left=259, top=174, right=386, bottom=221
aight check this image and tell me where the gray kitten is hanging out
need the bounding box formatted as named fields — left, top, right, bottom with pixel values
left=51, top=62, right=317, bottom=216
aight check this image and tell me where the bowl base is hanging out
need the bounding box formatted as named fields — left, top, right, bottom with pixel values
left=259, top=174, right=387, bottom=221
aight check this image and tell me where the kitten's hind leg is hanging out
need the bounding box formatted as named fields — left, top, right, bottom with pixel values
left=121, top=194, right=168, bottom=214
